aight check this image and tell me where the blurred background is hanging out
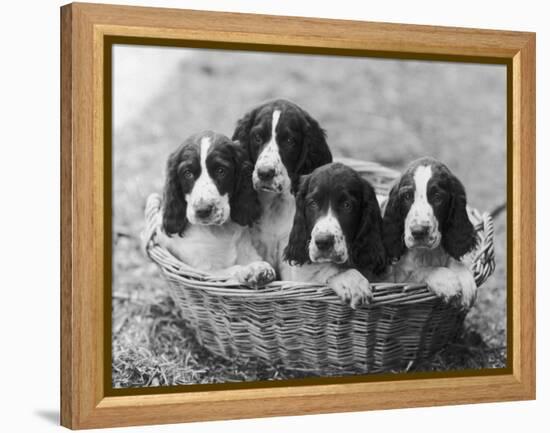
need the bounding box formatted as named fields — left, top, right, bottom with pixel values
left=112, top=45, right=507, bottom=388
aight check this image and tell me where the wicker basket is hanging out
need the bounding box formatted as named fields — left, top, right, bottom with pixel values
left=143, top=158, right=495, bottom=374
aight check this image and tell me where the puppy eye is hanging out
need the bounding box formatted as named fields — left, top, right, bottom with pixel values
left=306, top=199, right=318, bottom=208
left=432, top=192, right=443, bottom=204
left=286, top=137, right=294, bottom=146
left=182, top=169, right=194, bottom=180
left=215, top=167, right=227, bottom=178
left=402, top=190, right=413, bottom=202
left=341, top=200, right=353, bottom=211
left=252, top=133, right=263, bottom=145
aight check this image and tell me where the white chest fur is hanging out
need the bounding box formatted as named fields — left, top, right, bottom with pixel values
left=252, top=189, right=296, bottom=271
left=159, top=223, right=243, bottom=272
left=283, top=261, right=342, bottom=283
left=391, top=246, right=450, bottom=283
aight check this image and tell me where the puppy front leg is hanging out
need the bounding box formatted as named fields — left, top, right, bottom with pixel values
left=448, top=258, right=477, bottom=308
left=227, top=231, right=276, bottom=289
left=412, top=266, right=463, bottom=305
left=328, top=269, right=373, bottom=309
left=212, top=263, right=275, bottom=289
left=232, top=262, right=276, bottom=289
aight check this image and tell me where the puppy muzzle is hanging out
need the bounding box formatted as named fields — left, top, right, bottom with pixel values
left=309, top=230, right=348, bottom=264
left=253, top=165, right=289, bottom=193
left=188, top=199, right=229, bottom=225
left=404, top=221, right=441, bottom=249
left=253, top=145, right=291, bottom=193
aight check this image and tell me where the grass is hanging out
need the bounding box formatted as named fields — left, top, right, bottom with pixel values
left=112, top=48, right=507, bottom=388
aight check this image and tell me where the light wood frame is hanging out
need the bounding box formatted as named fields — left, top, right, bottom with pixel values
left=60, top=2, right=536, bottom=429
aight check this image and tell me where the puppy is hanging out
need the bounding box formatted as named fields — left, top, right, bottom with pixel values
left=158, top=131, right=276, bottom=288
left=232, top=99, right=333, bottom=274
left=283, top=163, right=386, bottom=308
left=383, top=157, right=477, bottom=307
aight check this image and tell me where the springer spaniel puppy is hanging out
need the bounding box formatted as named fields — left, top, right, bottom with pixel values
left=383, top=157, right=478, bottom=307
left=232, top=99, right=333, bottom=275
left=284, top=163, right=386, bottom=308
left=158, top=131, right=276, bottom=288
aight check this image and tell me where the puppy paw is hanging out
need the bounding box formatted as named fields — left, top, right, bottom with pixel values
left=459, top=273, right=477, bottom=309
left=328, top=269, right=372, bottom=309
left=425, top=268, right=462, bottom=304
left=235, top=261, right=276, bottom=289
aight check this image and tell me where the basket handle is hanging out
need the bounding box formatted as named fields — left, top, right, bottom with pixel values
left=471, top=211, right=496, bottom=288
left=141, top=193, right=163, bottom=257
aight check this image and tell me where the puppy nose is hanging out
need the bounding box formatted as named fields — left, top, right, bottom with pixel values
left=410, top=224, right=430, bottom=239
left=257, top=166, right=275, bottom=181
left=315, top=233, right=334, bottom=251
left=195, top=203, right=213, bottom=219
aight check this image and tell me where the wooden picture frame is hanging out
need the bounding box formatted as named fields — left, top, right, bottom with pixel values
left=60, top=2, right=535, bottom=429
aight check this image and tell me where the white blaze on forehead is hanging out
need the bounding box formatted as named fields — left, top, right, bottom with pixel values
left=408, top=164, right=434, bottom=223
left=253, top=109, right=291, bottom=193
left=270, top=110, right=281, bottom=142
left=261, top=109, right=281, bottom=154
left=199, top=135, right=211, bottom=172
left=193, top=135, right=213, bottom=190
left=186, top=135, right=230, bottom=224
left=413, top=165, right=432, bottom=206
left=309, top=206, right=348, bottom=263
left=404, top=163, right=440, bottom=247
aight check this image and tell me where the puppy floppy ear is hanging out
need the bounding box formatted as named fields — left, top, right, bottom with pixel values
left=382, top=182, right=406, bottom=262
left=283, top=174, right=312, bottom=265
left=232, top=108, right=257, bottom=155
left=229, top=143, right=261, bottom=226
left=350, top=178, right=386, bottom=274
left=162, top=150, right=188, bottom=236
left=295, top=112, right=332, bottom=185
left=442, top=173, right=477, bottom=259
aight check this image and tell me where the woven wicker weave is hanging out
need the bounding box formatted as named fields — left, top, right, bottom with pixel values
left=143, top=158, right=495, bottom=374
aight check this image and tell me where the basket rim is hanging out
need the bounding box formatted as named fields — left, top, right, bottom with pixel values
left=142, top=159, right=496, bottom=307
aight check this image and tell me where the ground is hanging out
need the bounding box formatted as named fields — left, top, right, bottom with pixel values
left=112, top=48, right=507, bottom=388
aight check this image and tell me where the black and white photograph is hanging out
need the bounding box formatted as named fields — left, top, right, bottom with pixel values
left=112, top=44, right=506, bottom=389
